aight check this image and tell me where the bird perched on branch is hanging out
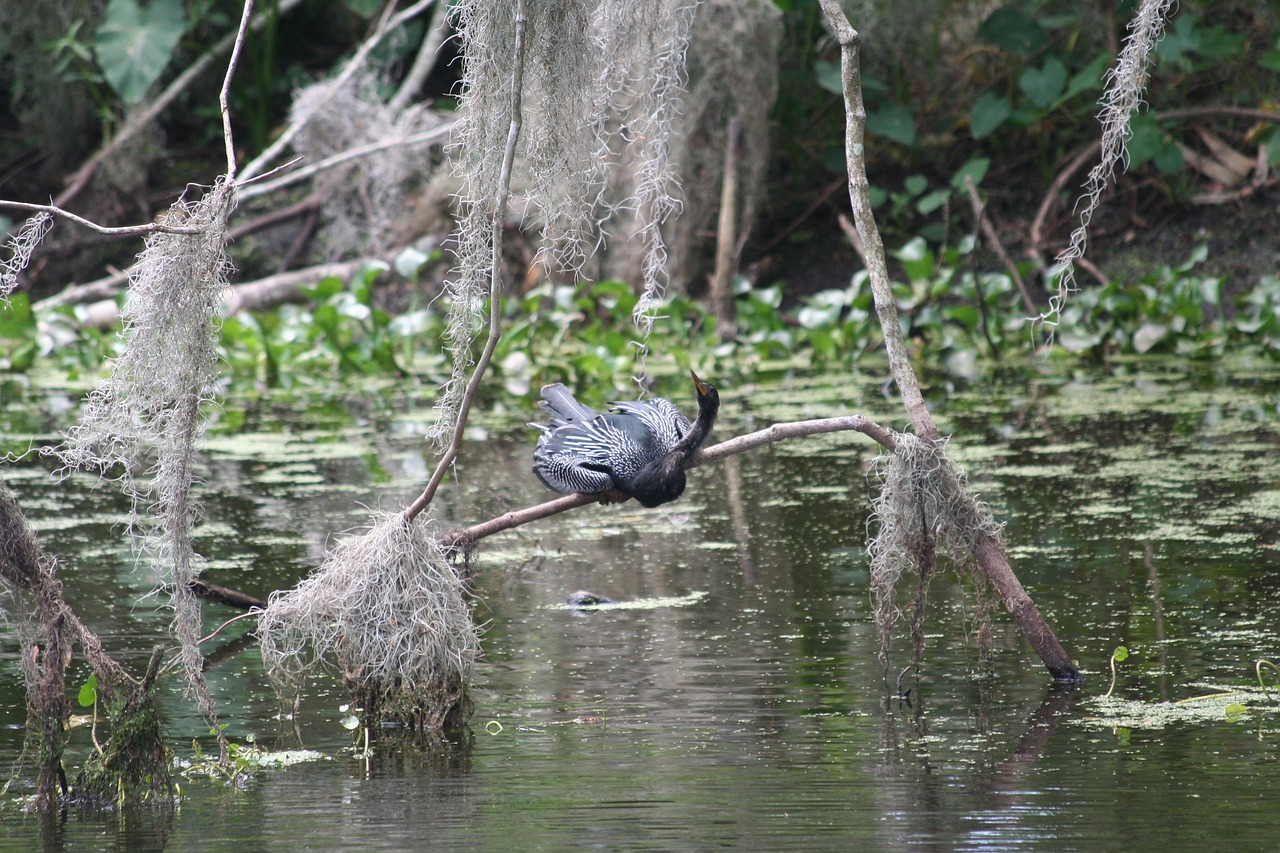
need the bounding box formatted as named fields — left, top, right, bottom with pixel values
left=531, top=371, right=719, bottom=508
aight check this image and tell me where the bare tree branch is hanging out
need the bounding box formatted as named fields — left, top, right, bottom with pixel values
left=962, top=175, right=1037, bottom=315
left=388, top=0, right=453, bottom=114
left=0, top=201, right=204, bottom=236
left=237, top=124, right=454, bottom=201
left=817, top=0, right=936, bottom=444
left=404, top=0, right=526, bottom=523
left=437, top=415, right=899, bottom=549
left=220, top=0, right=256, bottom=180
left=240, top=0, right=438, bottom=182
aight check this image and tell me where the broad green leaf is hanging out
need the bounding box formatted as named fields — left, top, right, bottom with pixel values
left=1112, top=646, right=1129, bottom=663
left=94, top=0, right=185, bottom=106
left=1062, top=54, right=1108, bottom=102
left=301, top=276, right=345, bottom=301
left=1152, top=142, right=1183, bottom=175
left=78, top=674, right=98, bottom=708
left=1019, top=58, right=1067, bottom=109
left=949, top=158, right=990, bottom=192
left=814, top=59, right=843, bottom=95
left=978, top=7, right=1048, bottom=57
left=1126, top=113, right=1163, bottom=168
left=969, top=92, right=1012, bottom=140
left=1196, top=26, right=1244, bottom=60
left=866, top=103, right=917, bottom=147
left=1156, top=15, right=1199, bottom=68
left=916, top=189, right=950, bottom=215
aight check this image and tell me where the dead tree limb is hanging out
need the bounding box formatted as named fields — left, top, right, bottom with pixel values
left=962, top=176, right=1037, bottom=315
left=818, top=0, right=1080, bottom=683
left=439, top=415, right=897, bottom=549
left=404, top=0, right=527, bottom=523
left=709, top=116, right=743, bottom=337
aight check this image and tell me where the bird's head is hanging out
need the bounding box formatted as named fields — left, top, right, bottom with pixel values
left=689, top=370, right=719, bottom=421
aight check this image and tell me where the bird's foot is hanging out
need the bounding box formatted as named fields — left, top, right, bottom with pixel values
left=596, top=488, right=632, bottom=505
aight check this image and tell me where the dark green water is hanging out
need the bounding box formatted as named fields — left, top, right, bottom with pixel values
left=1, top=358, right=1278, bottom=851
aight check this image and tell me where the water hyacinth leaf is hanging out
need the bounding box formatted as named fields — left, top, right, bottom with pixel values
left=94, top=0, right=185, bottom=106
left=894, top=237, right=934, bottom=282
left=301, top=276, right=345, bottom=301
left=394, top=247, right=430, bottom=279
left=1133, top=323, right=1168, bottom=353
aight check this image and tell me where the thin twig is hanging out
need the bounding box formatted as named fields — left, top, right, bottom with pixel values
left=0, top=201, right=204, bottom=236
left=404, top=0, right=527, bottom=523
left=237, top=124, right=454, bottom=201
left=221, top=0, right=256, bottom=181
left=836, top=213, right=868, bottom=268
left=962, top=175, right=1036, bottom=314
left=198, top=611, right=259, bottom=645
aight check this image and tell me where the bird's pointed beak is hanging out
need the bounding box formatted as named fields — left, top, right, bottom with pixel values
left=690, top=369, right=709, bottom=396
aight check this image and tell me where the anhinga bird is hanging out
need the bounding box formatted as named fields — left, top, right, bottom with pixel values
left=531, top=371, right=719, bottom=508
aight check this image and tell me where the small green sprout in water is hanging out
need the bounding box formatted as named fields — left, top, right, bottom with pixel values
left=1105, top=645, right=1129, bottom=699
left=339, top=704, right=370, bottom=758
left=1256, top=659, right=1279, bottom=701
left=77, top=673, right=104, bottom=757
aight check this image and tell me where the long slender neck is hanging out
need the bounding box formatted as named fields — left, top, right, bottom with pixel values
left=672, top=394, right=718, bottom=462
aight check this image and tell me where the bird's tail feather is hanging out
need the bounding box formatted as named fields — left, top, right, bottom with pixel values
left=538, top=384, right=598, bottom=422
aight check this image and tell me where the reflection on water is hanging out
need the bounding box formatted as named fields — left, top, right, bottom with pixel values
left=2, top=361, right=1279, bottom=851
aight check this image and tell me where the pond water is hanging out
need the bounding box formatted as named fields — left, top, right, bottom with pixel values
left=1, top=358, right=1279, bottom=851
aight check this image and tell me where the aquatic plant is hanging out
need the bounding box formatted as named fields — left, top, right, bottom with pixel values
left=1105, top=645, right=1129, bottom=699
